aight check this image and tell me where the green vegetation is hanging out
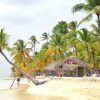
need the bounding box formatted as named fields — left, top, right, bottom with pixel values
left=0, top=0, right=100, bottom=79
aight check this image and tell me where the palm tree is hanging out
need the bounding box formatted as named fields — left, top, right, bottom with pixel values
left=50, top=33, right=64, bottom=60
left=68, top=21, right=79, bottom=57
left=12, top=39, right=31, bottom=66
left=78, top=28, right=96, bottom=62
left=0, top=29, right=47, bottom=86
left=29, top=35, right=39, bottom=58
left=68, top=21, right=77, bottom=31
left=72, top=0, right=100, bottom=32
left=90, top=24, right=100, bottom=42
left=41, top=32, right=49, bottom=43
left=90, top=24, right=100, bottom=67
left=12, top=39, right=36, bottom=77
left=41, top=42, right=49, bottom=51
left=13, top=39, right=27, bottom=52
left=0, top=28, right=8, bottom=52
left=52, top=21, right=68, bottom=35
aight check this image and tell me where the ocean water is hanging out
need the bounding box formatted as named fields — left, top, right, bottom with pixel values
left=0, top=77, right=13, bottom=90
left=0, top=77, right=29, bottom=90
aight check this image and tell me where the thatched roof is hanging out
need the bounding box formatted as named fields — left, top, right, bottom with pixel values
left=62, top=56, right=88, bottom=68
left=44, top=61, right=62, bottom=71
left=62, top=64, right=78, bottom=71
left=44, top=56, right=88, bottom=72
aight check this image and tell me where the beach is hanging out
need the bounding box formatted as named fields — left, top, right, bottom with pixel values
left=0, top=77, right=100, bottom=100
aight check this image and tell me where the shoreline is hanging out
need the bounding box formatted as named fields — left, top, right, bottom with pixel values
left=0, top=77, right=100, bottom=100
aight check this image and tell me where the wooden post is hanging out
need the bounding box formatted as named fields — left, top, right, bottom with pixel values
left=83, top=67, right=85, bottom=76
left=76, top=68, right=78, bottom=77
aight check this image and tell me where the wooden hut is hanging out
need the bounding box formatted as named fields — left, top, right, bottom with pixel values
left=44, top=57, right=88, bottom=77
left=62, top=56, right=88, bottom=77
left=44, top=61, right=63, bottom=76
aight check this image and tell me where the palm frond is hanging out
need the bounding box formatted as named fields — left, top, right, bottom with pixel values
left=72, top=3, right=85, bottom=13
left=90, top=24, right=99, bottom=35
left=0, top=28, right=9, bottom=50
left=78, top=12, right=93, bottom=27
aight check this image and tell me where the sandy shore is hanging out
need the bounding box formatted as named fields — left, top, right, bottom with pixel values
left=0, top=77, right=100, bottom=100
left=27, top=77, right=100, bottom=100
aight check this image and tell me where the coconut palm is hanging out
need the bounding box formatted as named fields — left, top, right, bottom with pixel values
left=12, top=39, right=31, bottom=66
left=29, top=35, right=39, bottom=58
left=67, top=21, right=80, bottom=57
left=41, top=32, right=49, bottom=43
left=13, top=39, right=27, bottom=52
left=12, top=39, right=35, bottom=77
left=50, top=33, right=64, bottom=60
left=41, top=42, right=49, bottom=51
left=0, top=28, right=9, bottom=51
left=52, top=21, right=68, bottom=35
left=0, top=29, right=47, bottom=86
left=90, top=24, right=100, bottom=66
left=78, top=28, right=96, bottom=62
left=68, top=21, right=77, bottom=31
left=72, top=0, right=100, bottom=32
left=91, top=24, right=100, bottom=35
left=90, top=24, right=100, bottom=42
left=0, top=29, right=37, bottom=84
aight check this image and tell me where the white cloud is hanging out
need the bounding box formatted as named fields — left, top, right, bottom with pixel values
left=1, top=0, right=41, bottom=6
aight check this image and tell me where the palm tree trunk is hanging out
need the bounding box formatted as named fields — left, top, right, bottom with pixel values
left=97, top=15, right=100, bottom=34
left=0, top=51, right=47, bottom=85
left=47, top=38, right=48, bottom=43
left=91, top=50, right=95, bottom=68
left=85, top=43, right=90, bottom=62
left=10, top=78, right=16, bottom=89
left=33, top=45, right=35, bottom=58
left=74, top=45, right=78, bottom=57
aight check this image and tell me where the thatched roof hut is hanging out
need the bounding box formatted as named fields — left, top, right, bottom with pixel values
left=44, top=57, right=88, bottom=71
left=62, top=64, right=78, bottom=71
left=62, top=56, right=88, bottom=68
left=61, top=56, right=88, bottom=77
left=44, top=61, right=62, bottom=71
left=44, top=57, right=88, bottom=77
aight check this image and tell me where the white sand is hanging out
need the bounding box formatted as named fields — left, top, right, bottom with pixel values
left=0, top=77, right=100, bottom=100
left=27, top=77, right=100, bottom=100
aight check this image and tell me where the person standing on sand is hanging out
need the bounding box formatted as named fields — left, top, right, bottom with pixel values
left=17, top=77, right=20, bottom=87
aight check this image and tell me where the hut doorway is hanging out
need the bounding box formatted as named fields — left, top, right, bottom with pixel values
left=77, top=67, right=85, bottom=77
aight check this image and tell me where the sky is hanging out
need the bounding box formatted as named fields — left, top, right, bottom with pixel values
left=0, top=0, right=96, bottom=76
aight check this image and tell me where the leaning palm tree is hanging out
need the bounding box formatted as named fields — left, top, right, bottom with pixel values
left=0, top=29, right=47, bottom=87
left=72, top=0, right=100, bottom=32
left=11, top=39, right=36, bottom=78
